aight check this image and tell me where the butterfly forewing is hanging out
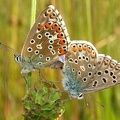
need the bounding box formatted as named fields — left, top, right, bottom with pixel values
left=21, top=5, right=70, bottom=67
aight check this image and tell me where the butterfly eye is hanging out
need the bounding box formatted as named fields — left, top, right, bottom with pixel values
left=14, top=55, right=21, bottom=63
left=78, top=93, right=83, bottom=99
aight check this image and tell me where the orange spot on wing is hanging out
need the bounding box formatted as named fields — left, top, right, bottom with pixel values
left=91, top=50, right=96, bottom=58
left=83, top=45, right=87, bottom=51
left=51, top=24, right=57, bottom=29
left=59, top=47, right=66, bottom=55
left=57, top=33, right=64, bottom=38
left=71, top=46, right=77, bottom=52
left=56, top=27, right=61, bottom=33
left=50, top=14, right=56, bottom=19
left=45, top=23, right=51, bottom=29
left=78, top=46, right=82, bottom=52
left=52, top=24, right=61, bottom=33
left=38, top=25, right=44, bottom=30
left=86, top=46, right=92, bottom=53
left=59, top=39, right=66, bottom=45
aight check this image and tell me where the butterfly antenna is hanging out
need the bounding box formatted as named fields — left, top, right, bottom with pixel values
left=0, top=42, right=19, bottom=55
left=87, top=94, right=105, bottom=109
left=83, top=96, right=89, bottom=107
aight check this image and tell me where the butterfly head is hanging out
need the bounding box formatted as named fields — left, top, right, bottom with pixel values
left=14, top=54, right=37, bottom=74
left=14, top=54, right=21, bottom=64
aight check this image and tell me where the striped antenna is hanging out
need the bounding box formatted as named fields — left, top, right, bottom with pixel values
left=0, top=42, right=19, bottom=55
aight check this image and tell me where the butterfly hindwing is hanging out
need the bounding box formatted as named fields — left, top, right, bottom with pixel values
left=62, top=40, right=98, bottom=99
left=83, top=54, right=120, bottom=92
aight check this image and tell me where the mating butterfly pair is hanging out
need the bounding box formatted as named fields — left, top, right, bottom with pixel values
left=6, top=5, right=120, bottom=99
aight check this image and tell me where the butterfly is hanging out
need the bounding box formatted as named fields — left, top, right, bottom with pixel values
left=62, top=40, right=120, bottom=99
left=13, top=5, right=70, bottom=74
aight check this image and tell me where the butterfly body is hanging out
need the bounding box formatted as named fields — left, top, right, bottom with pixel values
left=14, top=5, right=70, bottom=73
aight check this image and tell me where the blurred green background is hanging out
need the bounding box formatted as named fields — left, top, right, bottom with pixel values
left=0, top=0, right=120, bottom=120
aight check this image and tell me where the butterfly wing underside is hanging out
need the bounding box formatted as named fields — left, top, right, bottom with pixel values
left=21, top=5, right=70, bottom=68
left=62, top=40, right=98, bottom=98
left=83, top=54, right=120, bottom=93
left=63, top=41, right=120, bottom=97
